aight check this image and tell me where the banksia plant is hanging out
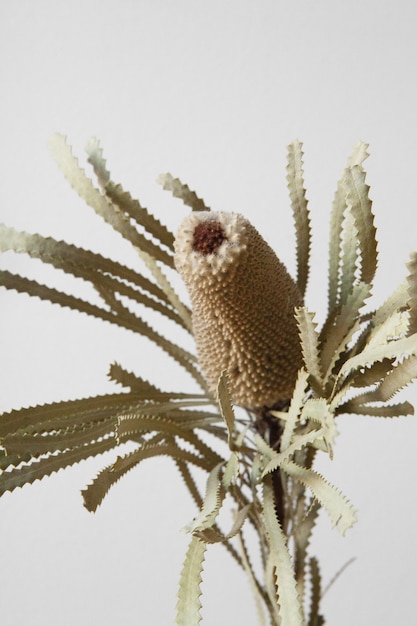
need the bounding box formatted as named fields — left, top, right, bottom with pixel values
left=1, top=135, right=416, bottom=625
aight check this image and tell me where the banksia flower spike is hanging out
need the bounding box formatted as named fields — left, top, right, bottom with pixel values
left=174, top=211, right=303, bottom=410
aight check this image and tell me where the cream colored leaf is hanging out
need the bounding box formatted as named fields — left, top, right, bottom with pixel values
left=377, top=353, right=417, bottom=400
left=216, top=371, right=235, bottom=450
left=222, top=452, right=239, bottom=489
left=406, top=252, right=417, bottom=335
left=194, top=504, right=251, bottom=543
left=347, top=141, right=370, bottom=168
left=337, top=333, right=417, bottom=384
left=262, top=428, right=325, bottom=477
left=321, top=281, right=371, bottom=379
left=366, top=310, right=409, bottom=350
left=263, top=481, right=305, bottom=626
left=287, top=140, right=311, bottom=297
left=282, top=461, right=357, bottom=535
left=328, top=141, right=369, bottom=312
left=176, top=535, right=206, bottom=626
left=85, top=136, right=110, bottom=187
left=344, top=165, right=378, bottom=286
left=338, top=208, right=360, bottom=306
left=281, top=369, right=310, bottom=452
left=295, top=308, right=323, bottom=390
left=185, top=463, right=225, bottom=533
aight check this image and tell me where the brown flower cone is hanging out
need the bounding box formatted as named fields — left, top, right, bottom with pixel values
left=174, top=211, right=303, bottom=409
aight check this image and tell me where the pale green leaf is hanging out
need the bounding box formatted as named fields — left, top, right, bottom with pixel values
left=328, top=141, right=369, bottom=312
left=282, top=461, right=357, bottom=535
left=262, top=428, right=325, bottom=477
left=176, top=536, right=206, bottom=626
left=377, top=353, right=417, bottom=400
left=344, top=165, right=378, bottom=286
left=287, top=140, right=311, bottom=297
left=222, top=452, right=239, bottom=489
left=84, top=136, right=110, bottom=186
left=185, top=463, right=225, bottom=533
left=216, top=371, right=236, bottom=450
left=293, top=502, right=321, bottom=609
left=194, top=504, right=251, bottom=543
left=338, top=208, right=360, bottom=306
left=320, top=282, right=371, bottom=380
left=236, top=531, right=268, bottom=626
left=337, top=333, right=417, bottom=384
left=263, top=481, right=305, bottom=626
left=370, top=280, right=409, bottom=331
left=365, top=310, right=409, bottom=350
left=281, top=369, right=310, bottom=452
left=295, top=308, right=323, bottom=390
left=406, top=252, right=417, bottom=336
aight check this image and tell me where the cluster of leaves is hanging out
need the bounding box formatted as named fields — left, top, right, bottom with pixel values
left=0, top=137, right=416, bottom=626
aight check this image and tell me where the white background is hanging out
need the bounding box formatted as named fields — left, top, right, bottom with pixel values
left=0, top=1, right=416, bottom=624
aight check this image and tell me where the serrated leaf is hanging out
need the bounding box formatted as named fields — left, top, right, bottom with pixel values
left=377, top=353, right=417, bottom=400
left=49, top=134, right=175, bottom=268
left=281, top=369, right=310, bottom=452
left=194, top=504, right=251, bottom=544
left=293, top=502, right=321, bottom=610
left=287, top=140, right=311, bottom=297
left=82, top=438, right=171, bottom=512
left=85, top=136, right=110, bottom=186
left=328, top=141, right=369, bottom=312
left=338, top=398, right=413, bottom=418
left=85, top=137, right=176, bottom=251
left=406, top=252, right=417, bottom=336
left=282, top=461, right=357, bottom=535
left=295, top=308, right=323, bottom=391
left=216, top=371, right=235, bottom=450
left=157, top=173, right=210, bottom=212
left=263, top=481, right=305, bottom=626
left=338, top=208, right=360, bottom=306
left=344, top=165, right=378, bottom=286
left=176, top=535, right=206, bottom=626
left=337, top=332, right=417, bottom=385
left=320, top=282, right=371, bottom=380
left=185, top=463, right=225, bottom=533
left=0, top=439, right=115, bottom=497
left=2, top=418, right=117, bottom=456
left=262, top=428, right=325, bottom=477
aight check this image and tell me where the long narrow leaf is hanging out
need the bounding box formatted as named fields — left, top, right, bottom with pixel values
left=263, top=481, right=305, bottom=626
left=176, top=536, right=207, bottom=626
left=287, top=140, right=311, bottom=298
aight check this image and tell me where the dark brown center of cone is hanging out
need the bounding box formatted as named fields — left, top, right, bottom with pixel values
left=192, top=220, right=227, bottom=255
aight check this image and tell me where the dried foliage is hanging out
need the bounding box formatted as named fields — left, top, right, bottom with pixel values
left=0, top=136, right=416, bottom=625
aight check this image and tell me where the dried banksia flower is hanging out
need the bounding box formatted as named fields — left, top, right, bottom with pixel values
left=174, top=211, right=303, bottom=409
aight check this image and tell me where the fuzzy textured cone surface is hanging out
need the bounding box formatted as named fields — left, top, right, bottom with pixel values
left=174, top=211, right=303, bottom=409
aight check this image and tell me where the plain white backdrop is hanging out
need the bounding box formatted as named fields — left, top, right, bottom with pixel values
left=0, top=1, right=416, bottom=624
